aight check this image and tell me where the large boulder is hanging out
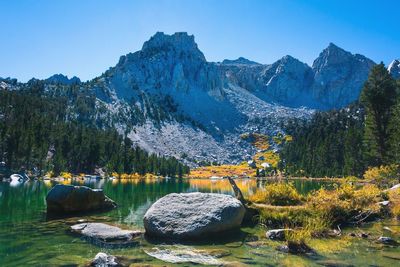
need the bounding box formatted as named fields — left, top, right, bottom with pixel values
left=46, top=184, right=116, bottom=213
left=71, top=222, right=142, bottom=248
left=143, top=192, right=245, bottom=239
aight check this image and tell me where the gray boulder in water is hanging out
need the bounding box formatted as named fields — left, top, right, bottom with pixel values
left=71, top=223, right=142, bottom=248
left=46, top=184, right=116, bottom=213
left=143, top=192, right=245, bottom=239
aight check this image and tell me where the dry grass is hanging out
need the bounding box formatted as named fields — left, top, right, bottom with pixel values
left=248, top=182, right=302, bottom=205
left=255, top=182, right=386, bottom=238
left=187, top=163, right=256, bottom=178
left=388, top=188, right=400, bottom=219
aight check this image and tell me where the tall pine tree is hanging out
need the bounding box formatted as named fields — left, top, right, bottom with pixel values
left=361, top=63, right=398, bottom=166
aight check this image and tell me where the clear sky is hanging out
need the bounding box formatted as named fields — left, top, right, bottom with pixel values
left=1, top=0, right=399, bottom=82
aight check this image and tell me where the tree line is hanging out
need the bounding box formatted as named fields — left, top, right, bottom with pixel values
left=0, top=86, right=189, bottom=177
left=280, top=63, right=400, bottom=177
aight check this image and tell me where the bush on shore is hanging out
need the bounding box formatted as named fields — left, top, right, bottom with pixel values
left=256, top=182, right=385, bottom=238
left=249, top=182, right=303, bottom=206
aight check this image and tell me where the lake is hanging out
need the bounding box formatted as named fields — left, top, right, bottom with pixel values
left=0, top=178, right=399, bottom=266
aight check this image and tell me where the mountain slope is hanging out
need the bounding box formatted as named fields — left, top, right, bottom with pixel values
left=311, top=43, right=376, bottom=109
left=1, top=32, right=389, bottom=166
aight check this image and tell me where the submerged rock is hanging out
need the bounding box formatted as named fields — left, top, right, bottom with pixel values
left=277, top=241, right=314, bottom=255
left=377, top=236, right=398, bottom=245
left=89, top=252, right=121, bottom=267
left=71, top=223, right=142, bottom=248
left=144, top=246, right=225, bottom=265
left=46, top=184, right=116, bottom=213
left=143, top=192, right=245, bottom=239
left=266, top=229, right=293, bottom=241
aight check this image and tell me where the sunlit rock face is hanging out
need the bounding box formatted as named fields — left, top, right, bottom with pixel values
left=311, top=43, right=375, bottom=109
left=143, top=192, right=245, bottom=239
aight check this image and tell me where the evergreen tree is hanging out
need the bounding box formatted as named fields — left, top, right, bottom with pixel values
left=0, top=88, right=189, bottom=177
left=360, top=63, right=398, bottom=166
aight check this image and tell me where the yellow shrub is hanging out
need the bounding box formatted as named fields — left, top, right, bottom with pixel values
left=60, top=172, right=72, bottom=179
left=363, top=164, right=399, bottom=187
left=388, top=188, right=400, bottom=220
left=250, top=182, right=302, bottom=206
left=307, top=183, right=381, bottom=225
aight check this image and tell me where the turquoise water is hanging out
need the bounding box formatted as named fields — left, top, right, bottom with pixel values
left=0, top=178, right=399, bottom=266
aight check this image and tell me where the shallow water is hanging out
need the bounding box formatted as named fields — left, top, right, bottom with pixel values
left=0, top=178, right=399, bottom=266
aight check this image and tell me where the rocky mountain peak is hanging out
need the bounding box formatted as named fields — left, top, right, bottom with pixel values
left=388, top=59, right=400, bottom=79
left=311, top=43, right=375, bottom=109
left=222, top=57, right=260, bottom=65
left=141, top=32, right=206, bottom=61
left=312, top=43, right=353, bottom=71
left=45, top=74, right=81, bottom=85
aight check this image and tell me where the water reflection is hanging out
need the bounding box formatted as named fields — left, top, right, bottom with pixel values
left=0, top=178, right=398, bottom=267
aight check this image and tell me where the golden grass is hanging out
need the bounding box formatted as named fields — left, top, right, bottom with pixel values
left=388, top=188, right=400, bottom=219
left=187, top=163, right=256, bottom=178
left=248, top=182, right=302, bottom=205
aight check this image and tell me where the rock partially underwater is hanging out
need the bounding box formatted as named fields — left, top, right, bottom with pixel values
left=46, top=184, right=116, bottom=214
left=143, top=192, right=245, bottom=239
left=71, top=222, right=142, bottom=248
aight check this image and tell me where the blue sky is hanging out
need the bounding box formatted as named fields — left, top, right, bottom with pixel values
left=1, top=0, right=399, bottom=82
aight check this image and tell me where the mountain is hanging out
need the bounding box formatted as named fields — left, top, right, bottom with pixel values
left=222, top=57, right=261, bottom=65
left=45, top=74, right=81, bottom=85
left=311, top=43, right=375, bottom=109
left=0, top=32, right=386, bottom=166
left=388, top=59, right=400, bottom=79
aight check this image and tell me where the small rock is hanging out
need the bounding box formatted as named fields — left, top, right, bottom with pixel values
left=89, top=252, right=121, bottom=267
left=378, top=200, right=390, bottom=206
left=358, top=232, right=369, bottom=238
left=71, top=223, right=142, bottom=248
left=276, top=241, right=314, bottom=255
left=383, top=226, right=394, bottom=233
left=377, top=236, right=398, bottom=245
left=266, top=229, right=292, bottom=241
left=247, top=160, right=256, bottom=168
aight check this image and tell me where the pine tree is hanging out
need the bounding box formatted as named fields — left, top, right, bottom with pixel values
left=361, top=63, right=398, bottom=166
